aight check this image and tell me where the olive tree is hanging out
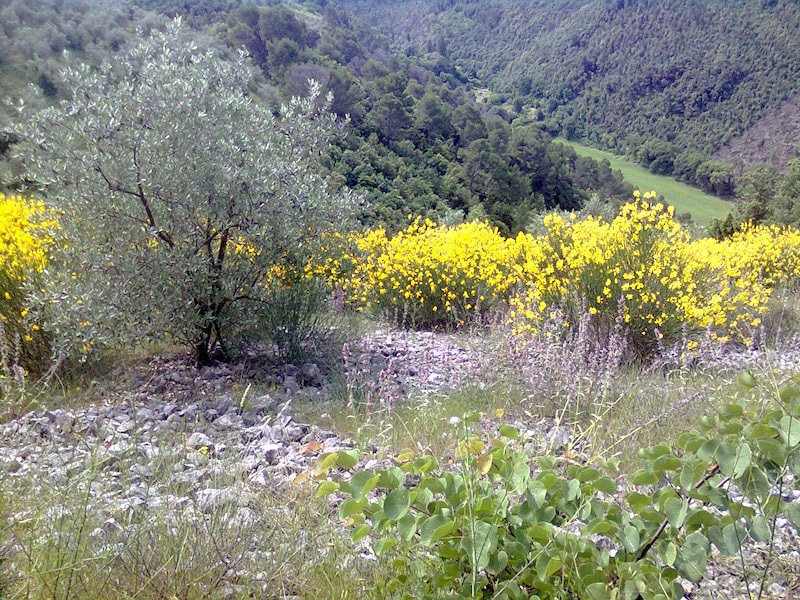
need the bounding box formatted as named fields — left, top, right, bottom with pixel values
left=17, top=20, right=355, bottom=365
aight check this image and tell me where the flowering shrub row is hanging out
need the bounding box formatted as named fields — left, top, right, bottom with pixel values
left=0, top=194, right=56, bottom=373
left=6, top=190, right=800, bottom=368
left=307, top=219, right=521, bottom=325
left=310, top=192, right=800, bottom=353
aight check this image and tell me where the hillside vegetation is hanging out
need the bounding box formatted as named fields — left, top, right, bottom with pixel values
left=2, top=4, right=800, bottom=599
left=346, top=0, right=800, bottom=186
left=1, top=0, right=637, bottom=234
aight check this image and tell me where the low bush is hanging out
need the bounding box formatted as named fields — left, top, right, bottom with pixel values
left=512, top=192, right=800, bottom=355
left=312, top=192, right=800, bottom=357
left=0, top=193, right=55, bottom=382
left=316, top=374, right=800, bottom=599
left=312, top=218, right=520, bottom=327
left=257, top=276, right=347, bottom=365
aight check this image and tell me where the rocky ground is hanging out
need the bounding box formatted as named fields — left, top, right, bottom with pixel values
left=1, top=329, right=798, bottom=598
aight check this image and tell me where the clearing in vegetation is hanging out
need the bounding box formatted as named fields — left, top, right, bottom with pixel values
left=557, top=138, right=733, bottom=226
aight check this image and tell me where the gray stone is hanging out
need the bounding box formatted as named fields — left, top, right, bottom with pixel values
left=33, top=418, right=53, bottom=438
left=126, top=484, right=149, bottom=502
left=214, top=394, right=233, bottom=415
left=300, top=363, right=322, bottom=385
left=244, top=395, right=274, bottom=415
left=196, top=488, right=237, bottom=514
left=117, top=420, right=133, bottom=434
left=130, top=464, right=153, bottom=479
left=261, top=443, right=282, bottom=466
left=283, top=375, right=300, bottom=395
left=214, top=414, right=238, bottom=430
left=135, top=407, right=154, bottom=420
left=242, top=412, right=263, bottom=427
left=55, top=413, right=74, bottom=433
left=102, top=517, right=124, bottom=535
left=187, top=432, right=212, bottom=449
left=276, top=401, right=293, bottom=421
left=545, top=426, right=572, bottom=452
left=3, top=459, right=22, bottom=473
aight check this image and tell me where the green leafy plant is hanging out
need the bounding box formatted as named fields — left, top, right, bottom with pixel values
left=315, top=374, right=800, bottom=599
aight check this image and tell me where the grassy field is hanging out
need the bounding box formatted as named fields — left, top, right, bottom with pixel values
left=556, top=138, right=733, bottom=226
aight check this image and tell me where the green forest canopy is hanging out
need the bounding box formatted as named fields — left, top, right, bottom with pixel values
left=1, top=0, right=642, bottom=235
left=344, top=0, right=800, bottom=197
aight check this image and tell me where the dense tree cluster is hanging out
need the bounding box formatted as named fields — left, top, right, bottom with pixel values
left=0, top=0, right=167, bottom=187
left=2, top=0, right=633, bottom=233
left=173, top=1, right=633, bottom=232
left=711, top=159, right=800, bottom=237
left=347, top=0, right=800, bottom=195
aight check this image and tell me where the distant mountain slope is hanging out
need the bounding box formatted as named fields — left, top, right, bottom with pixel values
left=714, top=93, right=800, bottom=172
left=343, top=0, right=800, bottom=177
left=0, top=0, right=166, bottom=183
left=2, top=0, right=636, bottom=234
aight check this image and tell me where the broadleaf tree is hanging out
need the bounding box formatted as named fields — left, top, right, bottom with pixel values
left=16, top=19, right=356, bottom=365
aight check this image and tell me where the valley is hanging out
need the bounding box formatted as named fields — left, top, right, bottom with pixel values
left=556, top=138, right=732, bottom=226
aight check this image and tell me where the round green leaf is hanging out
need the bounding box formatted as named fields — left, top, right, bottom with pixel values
left=377, top=467, right=405, bottom=489
left=384, top=488, right=411, bottom=521
left=338, top=497, right=366, bottom=520
left=499, top=424, right=519, bottom=439
left=375, top=537, right=397, bottom=555
left=663, top=541, right=677, bottom=566
left=477, top=453, right=493, bottom=475
left=350, top=471, right=380, bottom=501
left=674, top=543, right=707, bottom=582
left=748, top=515, right=771, bottom=542
left=621, top=525, right=641, bottom=553
left=336, top=450, right=359, bottom=469
left=779, top=416, right=800, bottom=447
left=664, top=498, right=688, bottom=528
left=593, top=476, right=618, bottom=494
left=736, top=372, right=756, bottom=389
left=733, top=443, right=752, bottom=478
left=316, top=481, right=339, bottom=498
left=535, top=553, right=562, bottom=582
left=566, top=479, right=581, bottom=501
left=420, top=514, right=454, bottom=545
left=632, top=469, right=658, bottom=486
left=737, top=465, right=770, bottom=501
left=317, top=452, right=339, bottom=472
left=586, top=518, right=618, bottom=536
left=653, top=454, right=682, bottom=474
left=397, top=513, right=417, bottom=541
left=714, top=442, right=736, bottom=477
left=351, top=523, right=371, bottom=543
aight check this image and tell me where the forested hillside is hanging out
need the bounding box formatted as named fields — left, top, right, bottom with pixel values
left=344, top=0, right=800, bottom=188
left=0, top=0, right=162, bottom=184
left=0, top=0, right=635, bottom=234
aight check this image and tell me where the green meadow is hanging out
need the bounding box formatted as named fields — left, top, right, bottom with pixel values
left=557, top=138, right=733, bottom=226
